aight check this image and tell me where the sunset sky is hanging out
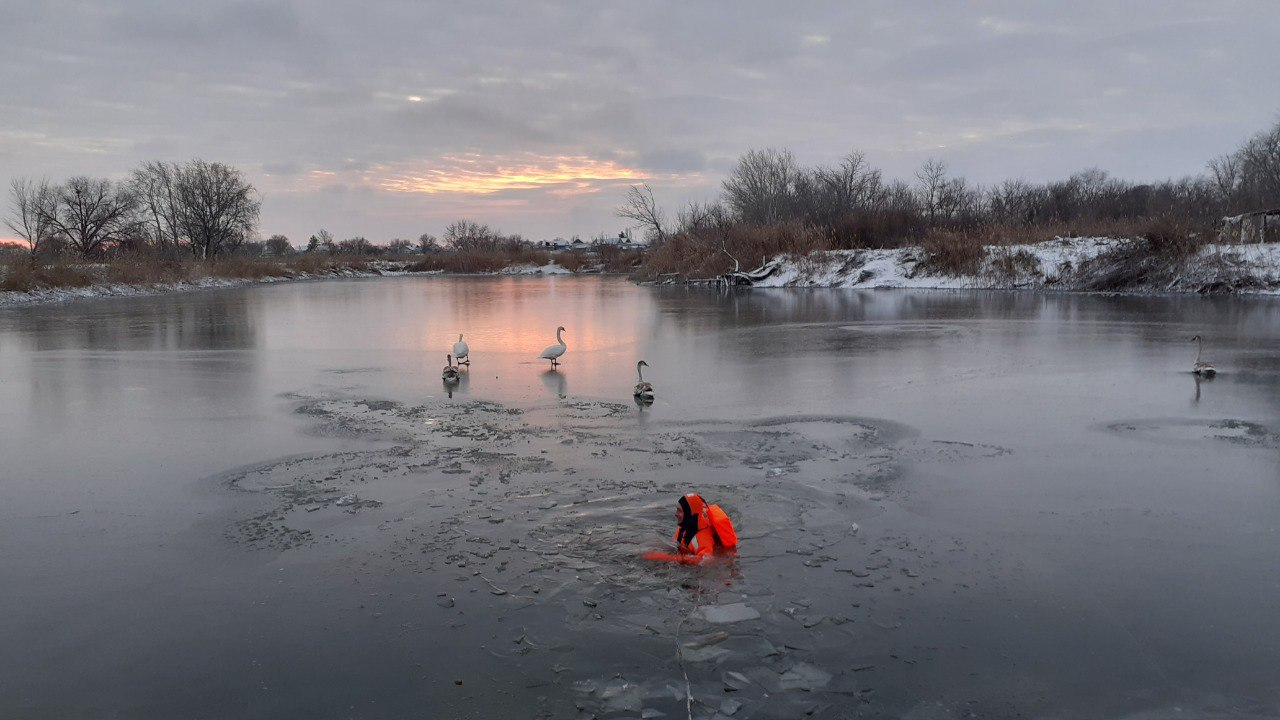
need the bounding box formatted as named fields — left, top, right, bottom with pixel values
left=3, top=1, right=1278, bottom=245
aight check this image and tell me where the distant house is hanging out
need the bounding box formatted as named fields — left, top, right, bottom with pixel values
left=1221, top=209, right=1280, bottom=244
left=592, top=231, right=650, bottom=248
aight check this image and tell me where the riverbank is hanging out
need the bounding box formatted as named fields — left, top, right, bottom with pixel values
left=0, top=257, right=576, bottom=307
left=723, top=237, right=1280, bottom=294
left=6, top=237, right=1280, bottom=307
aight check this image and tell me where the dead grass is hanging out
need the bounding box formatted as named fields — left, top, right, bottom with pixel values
left=104, top=257, right=197, bottom=285
left=410, top=247, right=550, bottom=273
left=1, top=257, right=98, bottom=292
left=1141, top=217, right=1210, bottom=259
left=638, top=221, right=832, bottom=280
left=279, top=253, right=368, bottom=275
left=988, top=246, right=1042, bottom=279
left=594, top=244, right=646, bottom=273
left=917, top=229, right=987, bottom=276
left=828, top=210, right=926, bottom=249
left=206, top=257, right=293, bottom=280
left=551, top=251, right=594, bottom=273
left=0, top=253, right=394, bottom=294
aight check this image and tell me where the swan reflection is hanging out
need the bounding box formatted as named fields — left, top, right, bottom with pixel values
left=443, top=370, right=469, bottom=398
left=1191, top=372, right=1213, bottom=404
left=540, top=369, right=567, bottom=398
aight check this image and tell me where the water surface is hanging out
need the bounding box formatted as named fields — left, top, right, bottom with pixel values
left=2, top=276, right=1278, bottom=719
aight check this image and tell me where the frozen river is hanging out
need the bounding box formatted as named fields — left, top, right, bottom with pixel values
left=2, top=276, right=1279, bottom=719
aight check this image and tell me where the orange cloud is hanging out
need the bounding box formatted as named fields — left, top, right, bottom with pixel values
left=378, top=153, right=646, bottom=195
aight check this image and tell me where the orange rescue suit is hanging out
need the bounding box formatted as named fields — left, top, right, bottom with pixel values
left=674, top=492, right=721, bottom=556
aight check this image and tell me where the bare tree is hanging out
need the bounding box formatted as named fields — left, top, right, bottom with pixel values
left=265, top=234, right=293, bottom=256
left=722, top=148, right=801, bottom=224
left=131, top=161, right=184, bottom=252
left=5, top=177, right=56, bottom=255
left=39, top=176, right=139, bottom=257
left=1238, top=121, right=1280, bottom=208
left=676, top=201, right=727, bottom=234
left=616, top=183, right=667, bottom=244
left=813, top=151, right=883, bottom=219
left=883, top=179, right=919, bottom=215
left=175, top=160, right=261, bottom=259
left=1208, top=154, right=1241, bottom=206
left=337, top=236, right=376, bottom=255
left=915, top=159, right=949, bottom=223
left=444, top=220, right=497, bottom=250
left=417, top=233, right=439, bottom=253
left=936, top=176, right=980, bottom=223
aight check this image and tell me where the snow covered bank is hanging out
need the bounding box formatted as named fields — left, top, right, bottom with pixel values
left=498, top=261, right=573, bottom=275
left=744, top=237, right=1280, bottom=294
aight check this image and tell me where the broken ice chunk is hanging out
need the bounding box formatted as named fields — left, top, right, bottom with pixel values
left=777, top=663, right=832, bottom=691
left=722, top=671, right=752, bottom=691
left=692, top=603, right=760, bottom=624
left=599, top=680, right=642, bottom=712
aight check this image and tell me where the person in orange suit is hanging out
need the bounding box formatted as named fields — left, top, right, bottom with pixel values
left=645, top=492, right=738, bottom=564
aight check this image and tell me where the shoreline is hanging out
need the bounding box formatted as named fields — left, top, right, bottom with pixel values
left=0, top=259, right=581, bottom=308
left=6, top=237, right=1280, bottom=308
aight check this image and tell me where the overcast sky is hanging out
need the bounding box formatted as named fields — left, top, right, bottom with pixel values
left=3, top=1, right=1278, bottom=244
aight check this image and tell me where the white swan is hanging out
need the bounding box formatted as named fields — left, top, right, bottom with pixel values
left=442, top=354, right=461, bottom=382
left=539, top=326, right=567, bottom=368
left=453, top=334, right=469, bottom=365
left=633, top=360, right=655, bottom=401
left=1190, top=335, right=1216, bottom=376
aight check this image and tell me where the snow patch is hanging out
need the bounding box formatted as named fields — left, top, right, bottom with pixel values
left=748, top=237, right=1280, bottom=294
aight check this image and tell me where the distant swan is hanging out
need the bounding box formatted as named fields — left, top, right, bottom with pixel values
left=633, top=360, right=655, bottom=401
left=453, top=334, right=470, bottom=365
left=442, top=354, right=461, bottom=382
left=1190, top=335, right=1216, bottom=376
left=539, top=326, right=567, bottom=368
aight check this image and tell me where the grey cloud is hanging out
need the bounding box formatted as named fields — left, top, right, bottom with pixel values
left=635, top=148, right=709, bottom=175
left=104, top=0, right=301, bottom=45
left=261, top=161, right=304, bottom=176
left=3, top=1, right=1280, bottom=244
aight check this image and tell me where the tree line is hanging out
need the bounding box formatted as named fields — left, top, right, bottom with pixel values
left=621, top=118, right=1280, bottom=276
left=5, top=159, right=260, bottom=259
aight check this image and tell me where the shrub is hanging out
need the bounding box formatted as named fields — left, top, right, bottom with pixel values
left=104, top=257, right=195, bottom=285
left=208, top=257, right=292, bottom=280
left=1142, top=218, right=1207, bottom=259
left=552, top=251, right=594, bottom=273
left=0, top=257, right=97, bottom=292
left=917, top=229, right=986, bottom=276
left=596, top=244, right=645, bottom=273
left=410, top=246, right=550, bottom=273
left=635, top=221, right=831, bottom=280
left=829, top=209, right=926, bottom=249
left=989, top=247, right=1041, bottom=279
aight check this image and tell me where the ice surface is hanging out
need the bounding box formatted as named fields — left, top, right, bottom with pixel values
left=693, top=603, right=760, bottom=624
left=777, top=663, right=832, bottom=691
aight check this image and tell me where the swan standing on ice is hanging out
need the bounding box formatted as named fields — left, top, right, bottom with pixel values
left=453, top=334, right=470, bottom=366
left=633, top=360, right=655, bottom=401
left=539, top=326, right=567, bottom=368
left=1190, top=335, right=1216, bottom=376
left=442, top=354, right=461, bottom=382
